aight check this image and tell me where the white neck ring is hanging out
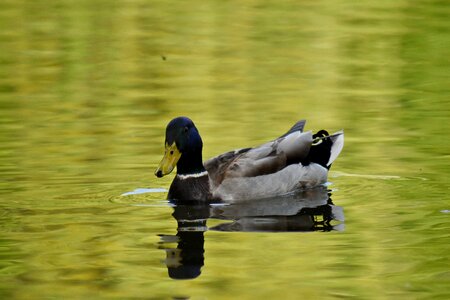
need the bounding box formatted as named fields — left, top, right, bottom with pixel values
left=177, top=171, right=208, bottom=180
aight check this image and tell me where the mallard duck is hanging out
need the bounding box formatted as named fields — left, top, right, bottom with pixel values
left=155, top=117, right=344, bottom=202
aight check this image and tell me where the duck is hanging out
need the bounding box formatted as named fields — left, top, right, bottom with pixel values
left=155, top=116, right=344, bottom=202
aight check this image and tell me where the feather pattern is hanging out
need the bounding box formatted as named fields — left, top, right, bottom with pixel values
left=204, top=131, right=313, bottom=188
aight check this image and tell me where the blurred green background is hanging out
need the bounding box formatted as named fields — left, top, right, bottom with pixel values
left=0, top=0, right=449, bottom=299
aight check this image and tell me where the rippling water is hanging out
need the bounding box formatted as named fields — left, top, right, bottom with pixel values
left=1, top=0, right=449, bottom=299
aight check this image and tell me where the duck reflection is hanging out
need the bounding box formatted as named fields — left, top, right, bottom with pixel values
left=158, top=187, right=344, bottom=279
left=158, top=205, right=209, bottom=280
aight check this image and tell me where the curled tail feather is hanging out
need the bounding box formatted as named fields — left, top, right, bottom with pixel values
left=303, top=130, right=344, bottom=169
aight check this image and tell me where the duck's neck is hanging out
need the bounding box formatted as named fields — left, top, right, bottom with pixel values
left=176, top=151, right=206, bottom=176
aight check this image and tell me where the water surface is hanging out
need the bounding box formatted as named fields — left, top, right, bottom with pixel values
left=0, top=0, right=449, bottom=299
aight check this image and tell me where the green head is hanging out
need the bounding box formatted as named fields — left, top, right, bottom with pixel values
left=155, top=117, right=205, bottom=177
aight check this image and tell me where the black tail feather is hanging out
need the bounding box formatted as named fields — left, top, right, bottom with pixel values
left=302, top=130, right=333, bottom=169
left=279, top=120, right=306, bottom=138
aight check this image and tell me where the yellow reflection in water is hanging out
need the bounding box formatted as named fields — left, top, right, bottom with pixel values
left=0, top=0, right=449, bottom=299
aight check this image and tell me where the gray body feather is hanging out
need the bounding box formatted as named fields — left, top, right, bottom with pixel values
left=211, top=163, right=327, bottom=201
left=201, top=120, right=343, bottom=202
left=204, top=129, right=329, bottom=201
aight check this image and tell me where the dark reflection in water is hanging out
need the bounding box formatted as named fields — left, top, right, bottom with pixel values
left=158, top=206, right=208, bottom=280
left=158, top=187, right=344, bottom=280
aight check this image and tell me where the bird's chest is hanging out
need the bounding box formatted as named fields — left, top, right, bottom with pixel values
left=168, top=175, right=211, bottom=201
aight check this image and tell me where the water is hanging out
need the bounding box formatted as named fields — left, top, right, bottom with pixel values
left=1, top=0, right=449, bottom=299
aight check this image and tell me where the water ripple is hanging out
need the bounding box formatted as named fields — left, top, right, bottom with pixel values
left=108, top=187, right=167, bottom=204
left=331, top=171, right=428, bottom=181
left=121, top=188, right=167, bottom=196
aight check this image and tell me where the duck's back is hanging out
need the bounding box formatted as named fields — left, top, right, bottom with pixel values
left=204, top=120, right=312, bottom=185
left=203, top=119, right=344, bottom=201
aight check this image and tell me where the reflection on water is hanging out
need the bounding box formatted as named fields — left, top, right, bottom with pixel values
left=159, top=188, right=343, bottom=279
left=159, top=208, right=208, bottom=280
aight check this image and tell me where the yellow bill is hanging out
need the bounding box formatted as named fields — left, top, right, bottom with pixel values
left=155, top=142, right=181, bottom=177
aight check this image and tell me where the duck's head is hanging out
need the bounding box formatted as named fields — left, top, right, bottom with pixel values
left=155, top=117, right=204, bottom=177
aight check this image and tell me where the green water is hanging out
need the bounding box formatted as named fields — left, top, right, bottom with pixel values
left=1, top=0, right=449, bottom=299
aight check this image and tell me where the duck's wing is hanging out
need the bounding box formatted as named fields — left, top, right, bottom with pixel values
left=204, top=120, right=313, bottom=189
left=204, top=147, right=251, bottom=188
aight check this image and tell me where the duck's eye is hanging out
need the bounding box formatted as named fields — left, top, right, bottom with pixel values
left=170, top=150, right=174, bottom=155
left=184, top=126, right=189, bottom=133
